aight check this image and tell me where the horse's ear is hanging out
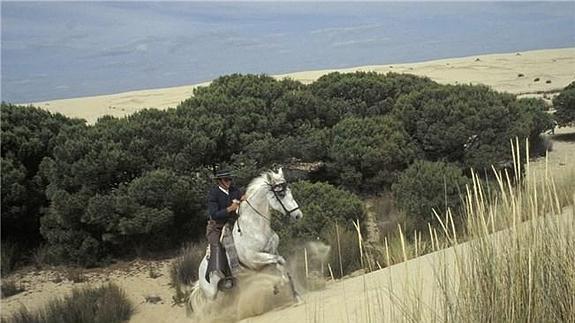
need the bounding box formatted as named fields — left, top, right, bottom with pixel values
left=277, top=167, right=284, bottom=178
left=266, top=172, right=272, bottom=183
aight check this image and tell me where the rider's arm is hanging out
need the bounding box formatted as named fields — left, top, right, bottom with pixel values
left=207, top=189, right=232, bottom=220
left=208, top=191, right=228, bottom=220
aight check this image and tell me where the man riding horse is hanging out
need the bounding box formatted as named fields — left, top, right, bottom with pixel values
left=190, top=168, right=303, bottom=310
left=206, top=169, right=244, bottom=290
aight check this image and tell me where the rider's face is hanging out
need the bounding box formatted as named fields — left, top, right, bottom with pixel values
left=219, top=178, right=232, bottom=190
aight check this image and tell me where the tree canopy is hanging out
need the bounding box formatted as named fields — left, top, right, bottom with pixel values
left=1, top=103, right=83, bottom=248
left=1, top=71, right=553, bottom=266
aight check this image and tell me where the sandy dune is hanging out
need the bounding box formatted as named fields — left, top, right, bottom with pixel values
left=244, top=203, right=575, bottom=323
left=25, top=47, right=575, bottom=124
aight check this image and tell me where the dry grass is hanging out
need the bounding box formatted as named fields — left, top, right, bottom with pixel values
left=169, top=241, right=206, bottom=304
left=432, top=139, right=575, bottom=322
left=1, top=283, right=133, bottom=323
left=65, top=268, right=86, bottom=283
left=1, top=279, right=25, bottom=298
left=322, top=224, right=361, bottom=279
left=323, top=138, right=574, bottom=322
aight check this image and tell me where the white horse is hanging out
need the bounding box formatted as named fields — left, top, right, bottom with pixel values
left=190, top=168, right=303, bottom=309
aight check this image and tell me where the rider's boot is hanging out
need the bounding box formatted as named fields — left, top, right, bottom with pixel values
left=219, top=277, right=234, bottom=290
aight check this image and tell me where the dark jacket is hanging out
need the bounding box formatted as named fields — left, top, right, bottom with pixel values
left=207, top=185, right=243, bottom=223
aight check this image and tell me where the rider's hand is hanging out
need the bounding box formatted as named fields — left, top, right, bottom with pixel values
left=227, top=201, right=240, bottom=213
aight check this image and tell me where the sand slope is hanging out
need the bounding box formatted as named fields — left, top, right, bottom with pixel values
left=26, top=47, right=575, bottom=124
left=244, top=204, right=575, bottom=323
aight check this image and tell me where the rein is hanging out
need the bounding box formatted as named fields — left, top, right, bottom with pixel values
left=236, top=182, right=298, bottom=234
left=244, top=199, right=273, bottom=222
left=273, top=190, right=300, bottom=216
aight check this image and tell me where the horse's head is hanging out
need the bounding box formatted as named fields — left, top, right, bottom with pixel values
left=265, top=168, right=303, bottom=220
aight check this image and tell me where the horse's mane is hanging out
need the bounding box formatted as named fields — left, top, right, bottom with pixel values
left=245, top=170, right=282, bottom=196
left=245, top=173, right=269, bottom=196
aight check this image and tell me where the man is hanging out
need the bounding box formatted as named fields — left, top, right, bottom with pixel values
left=206, top=169, right=243, bottom=290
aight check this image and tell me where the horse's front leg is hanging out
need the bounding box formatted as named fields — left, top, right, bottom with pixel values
left=239, top=248, right=286, bottom=270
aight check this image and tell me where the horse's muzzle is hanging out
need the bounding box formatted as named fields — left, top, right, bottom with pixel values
left=291, top=210, right=303, bottom=220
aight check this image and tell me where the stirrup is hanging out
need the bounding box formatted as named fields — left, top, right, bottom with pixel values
left=218, top=277, right=235, bottom=290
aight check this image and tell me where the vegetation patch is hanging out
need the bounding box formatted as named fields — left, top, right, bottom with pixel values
left=2, top=284, right=134, bottom=323
left=554, top=81, right=575, bottom=127
left=170, top=242, right=206, bottom=304
left=393, top=160, right=470, bottom=231
left=2, top=283, right=133, bottom=323
left=434, top=144, right=575, bottom=322
left=1, top=279, right=25, bottom=298
left=0, top=72, right=556, bottom=267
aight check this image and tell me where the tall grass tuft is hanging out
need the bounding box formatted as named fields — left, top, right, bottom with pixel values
left=1, top=279, right=25, bottom=298
left=1, top=283, right=133, bottom=323
left=170, top=241, right=206, bottom=304
left=322, top=224, right=361, bottom=279
left=436, top=139, right=575, bottom=322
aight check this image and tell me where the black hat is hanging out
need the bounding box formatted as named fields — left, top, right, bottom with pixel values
left=214, top=169, right=234, bottom=179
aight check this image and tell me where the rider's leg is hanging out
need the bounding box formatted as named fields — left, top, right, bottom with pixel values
left=206, top=221, right=225, bottom=292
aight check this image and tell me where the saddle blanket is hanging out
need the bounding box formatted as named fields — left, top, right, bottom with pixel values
left=220, top=224, right=241, bottom=275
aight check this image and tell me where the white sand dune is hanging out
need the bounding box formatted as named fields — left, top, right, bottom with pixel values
left=244, top=203, right=574, bottom=323
left=25, top=47, right=575, bottom=124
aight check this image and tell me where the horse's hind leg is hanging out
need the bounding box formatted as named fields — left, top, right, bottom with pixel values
left=198, top=256, right=219, bottom=300
left=286, top=272, right=302, bottom=303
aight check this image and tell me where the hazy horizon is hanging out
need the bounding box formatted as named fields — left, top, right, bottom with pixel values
left=2, top=1, right=574, bottom=103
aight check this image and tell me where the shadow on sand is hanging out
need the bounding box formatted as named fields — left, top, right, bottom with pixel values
left=553, top=131, right=575, bottom=142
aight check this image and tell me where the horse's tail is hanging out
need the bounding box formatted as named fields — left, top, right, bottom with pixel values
left=186, top=280, right=206, bottom=317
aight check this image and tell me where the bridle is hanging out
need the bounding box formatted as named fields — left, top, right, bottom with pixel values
left=270, top=182, right=300, bottom=217
left=237, top=181, right=299, bottom=234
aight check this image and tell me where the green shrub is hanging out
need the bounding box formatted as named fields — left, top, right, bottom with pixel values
left=39, top=167, right=209, bottom=266
left=1, top=103, right=82, bottom=249
left=309, top=71, right=436, bottom=117
left=553, top=81, right=575, bottom=126
left=2, top=283, right=132, bottom=323
left=393, top=84, right=550, bottom=171
left=393, top=160, right=470, bottom=230
left=329, top=116, right=419, bottom=191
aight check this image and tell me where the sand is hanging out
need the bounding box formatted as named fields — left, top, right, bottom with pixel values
left=25, top=47, right=575, bottom=124
left=3, top=48, right=575, bottom=322
left=244, top=203, right=575, bottom=323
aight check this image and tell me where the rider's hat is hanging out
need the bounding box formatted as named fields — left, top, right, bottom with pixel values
left=214, top=169, right=234, bottom=180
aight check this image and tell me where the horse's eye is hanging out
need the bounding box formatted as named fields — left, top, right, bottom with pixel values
left=272, top=183, right=287, bottom=195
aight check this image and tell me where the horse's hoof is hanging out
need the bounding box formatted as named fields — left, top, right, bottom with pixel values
left=294, top=294, right=304, bottom=304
